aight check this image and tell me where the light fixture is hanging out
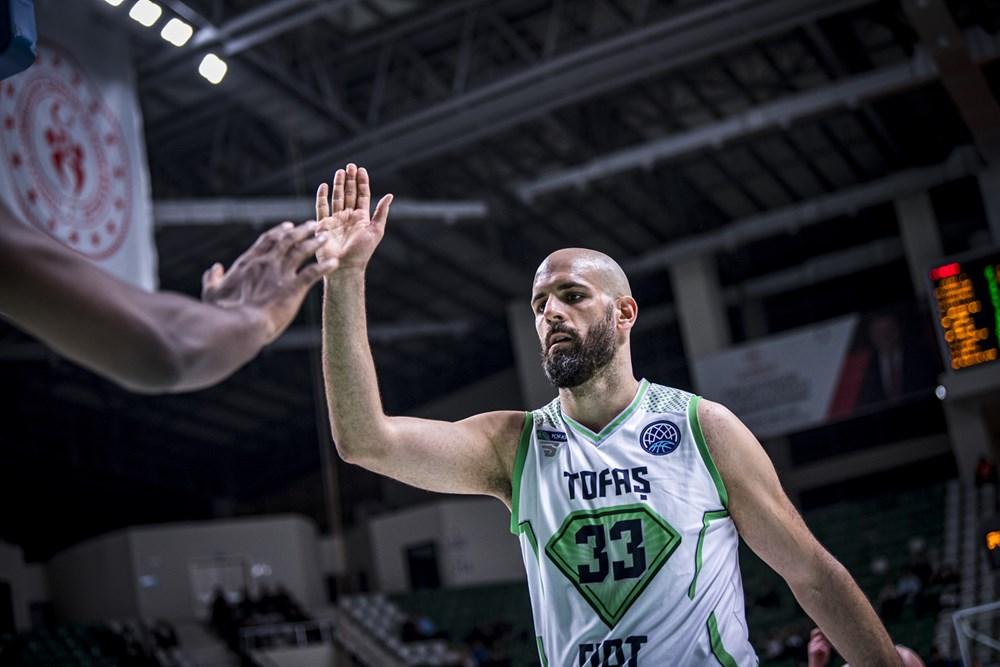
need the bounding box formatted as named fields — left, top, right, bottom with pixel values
left=128, top=0, right=162, bottom=27
left=160, top=18, right=193, bottom=47
left=198, top=53, right=228, bottom=85
left=103, top=0, right=126, bottom=6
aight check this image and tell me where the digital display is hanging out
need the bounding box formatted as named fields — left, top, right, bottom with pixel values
left=928, top=248, right=1000, bottom=372
left=988, top=530, right=1000, bottom=552
left=986, top=525, right=1000, bottom=571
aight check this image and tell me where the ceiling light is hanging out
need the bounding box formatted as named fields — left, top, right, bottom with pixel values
left=103, top=0, right=126, bottom=6
left=198, top=53, right=228, bottom=85
left=128, top=0, right=162, bottom=27
left=160, top=18, right=193, bottom=47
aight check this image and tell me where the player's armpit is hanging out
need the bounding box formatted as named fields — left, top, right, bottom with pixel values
left=337, top=409, right=527, bottom=505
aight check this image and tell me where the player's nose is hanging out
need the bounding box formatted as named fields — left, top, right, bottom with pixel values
left=543, top=298, right=566, bottom=323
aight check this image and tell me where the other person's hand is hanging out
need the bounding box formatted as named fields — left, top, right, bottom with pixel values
left=201, top=219, right=337, bottom=342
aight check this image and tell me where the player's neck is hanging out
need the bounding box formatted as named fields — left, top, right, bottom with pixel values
left=559, top=361, right=639, bottom=434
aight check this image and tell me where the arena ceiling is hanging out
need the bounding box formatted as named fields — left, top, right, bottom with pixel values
left=2, top=0, right=999, bottom=559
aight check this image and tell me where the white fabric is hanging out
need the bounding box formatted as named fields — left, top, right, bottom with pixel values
left=512, top=380, right=758, bottom=666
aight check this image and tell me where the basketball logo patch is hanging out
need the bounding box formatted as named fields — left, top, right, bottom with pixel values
left=639, top=420, right=681, bottom=456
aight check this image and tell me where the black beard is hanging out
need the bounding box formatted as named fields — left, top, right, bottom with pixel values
left=542, top=306, right=617, bottom=388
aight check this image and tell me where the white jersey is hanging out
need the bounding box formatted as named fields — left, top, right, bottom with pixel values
left=510, top=379, right=758, bottom=667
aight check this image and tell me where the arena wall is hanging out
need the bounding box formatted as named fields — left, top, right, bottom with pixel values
left=47, top=531, right=137, bottom=623
left=129, top=514, right=323, bottom=621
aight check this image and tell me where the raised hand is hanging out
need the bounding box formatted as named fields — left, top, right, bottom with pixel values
left=201, top=219, right=338, bottom=342
left=315, top=163, right=393, bottom=272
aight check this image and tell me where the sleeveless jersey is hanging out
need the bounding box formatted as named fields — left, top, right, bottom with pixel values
left=510, top=379, right=758, bottom=667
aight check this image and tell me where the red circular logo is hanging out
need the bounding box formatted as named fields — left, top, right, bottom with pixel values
left=1, top=42, right=132, bottom=260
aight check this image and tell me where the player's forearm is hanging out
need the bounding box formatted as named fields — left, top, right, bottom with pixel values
left=0, top=223, right=270, bottom=392
left=321, top=269, right=390, bottom=463
left=147, top=294, right=271, bottom=393
left=789, top=550, right=901, bottom=667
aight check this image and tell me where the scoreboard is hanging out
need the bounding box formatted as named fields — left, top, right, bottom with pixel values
left=928, top=248, right=1000, bottom=372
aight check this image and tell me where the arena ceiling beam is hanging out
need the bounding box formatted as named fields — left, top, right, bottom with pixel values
left=0, top=320, right=477, bottom=361
left=152, top=197, right=490, bottom=226
left=242, top=0, right=877, bottom=193
left=268, top=320, right=476, bottom=351
left=623, top=146, right=982, bottom=277
left=141, top=1, right=366, bottom=142
left=516, top=29, right=1000, bottom=200
left=902, top=0, right=1000, bottom=165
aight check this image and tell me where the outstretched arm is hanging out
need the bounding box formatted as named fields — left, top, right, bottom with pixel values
left=317, top=164, right=523, bottom=502
left=699, top=399, right=901, bottom=667
left=0, top=202, right=336, bottom=393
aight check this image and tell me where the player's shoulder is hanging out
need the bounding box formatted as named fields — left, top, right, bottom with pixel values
left=694, top=397, right=744, bottom=433
left=639, top=380, right=695, bottom=415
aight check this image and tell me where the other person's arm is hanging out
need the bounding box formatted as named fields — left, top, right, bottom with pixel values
left=316, top=164, right=523, bottom=501
left=0, top=202, right=336, bottom=393
left=699, top=399, right=902, bottom=667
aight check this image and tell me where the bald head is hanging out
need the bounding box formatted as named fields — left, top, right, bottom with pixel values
left=534, top=248, right=632, bottom=299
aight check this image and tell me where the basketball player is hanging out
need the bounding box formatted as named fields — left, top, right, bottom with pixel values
left=316, top=164, right=902, bottom=666
left=0, top=198, right=338, bottom=392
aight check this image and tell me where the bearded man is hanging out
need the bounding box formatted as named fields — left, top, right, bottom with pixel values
left=316, top=164, right=902, bottom=667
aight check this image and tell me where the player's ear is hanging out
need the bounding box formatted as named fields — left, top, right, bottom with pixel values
left=616, top=296, right=638, bottom=330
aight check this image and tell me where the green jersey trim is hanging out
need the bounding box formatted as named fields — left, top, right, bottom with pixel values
left=509, top=412, right=533, bottom=535
left=707, top=611, right=739, bottom=667
left=536, top=636, right=549, bottom=667
left=516, top=520, right=539, bottom=558
left=689, top=395, right=729, bottom=509
left=561, top=379, right=650, bottom=445
left=687, top=509, right=730, bottom=599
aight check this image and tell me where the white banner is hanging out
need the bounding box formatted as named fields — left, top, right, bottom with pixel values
left=0, top=0, right=157, bottom=289
left=692, top=315, right=860, bottom=439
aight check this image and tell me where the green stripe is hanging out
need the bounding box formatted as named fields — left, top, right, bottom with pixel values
left=509, top=412, right=533, bottom=534
left=516, top=521, right=539, bottom=558
left=689, top=395, right=729, bottom=509
left=707, top=611, right=738, bottom=667
left=687, top=509, right=730, bottom=599
left=536, top=636, right=548, bottom=667
left=561, top=379, right=650, bottom=445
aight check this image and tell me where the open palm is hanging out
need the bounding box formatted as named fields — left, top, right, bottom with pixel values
left=315, top=163, right=393, bottom=271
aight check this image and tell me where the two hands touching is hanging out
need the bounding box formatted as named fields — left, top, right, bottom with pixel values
left=196, top=161, right=392, bottom=348
left=199, top=219, right=339, bottom=344
left=0, top=165, right=390, bottom=395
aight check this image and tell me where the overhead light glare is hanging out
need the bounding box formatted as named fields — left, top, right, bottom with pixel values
left=128, top=0, right=162, bottom=27
left=198, top=53, right=228, bottom=85
left=160, top=18, right=193, bottom=47
left=103, top=0, right=126, bottom=6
